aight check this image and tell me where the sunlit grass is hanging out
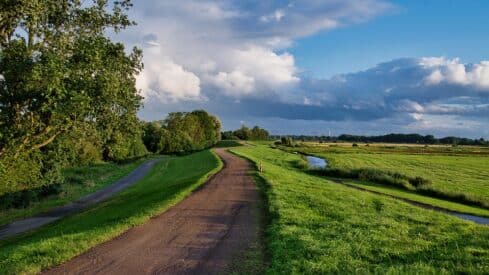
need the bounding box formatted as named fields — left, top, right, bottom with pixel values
left=282, top=143, right=489, bottom=206
left=231, top=144, right=489, bottom=273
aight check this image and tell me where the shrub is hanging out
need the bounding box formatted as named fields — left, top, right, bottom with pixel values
left=409, top=176, right=432, bottom=188
left=0, top=181, right=64, bottom=210
left=417, top=187, right=489, bottom=209
left=352, top=143, right=358, bottom=147
left=310, top=168, right=356, bottom=178
left=372, top=198, right=384, bottom=212
left=280, top=137, right=294, bottom=147
left=357, top=169, right=412, bottom=190
left=293, top=158, right=309, bottom=170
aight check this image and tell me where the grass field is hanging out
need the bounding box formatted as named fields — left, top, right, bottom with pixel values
left=0, top=159, right=149, bottom=226
left=231, top=143, right=489, bottom=273
left=0, top=150, right=222, bottom=274
left=281, top=142, right=489, bottom=207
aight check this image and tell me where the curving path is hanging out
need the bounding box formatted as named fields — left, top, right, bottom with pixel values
left=0, top=158, right=161, bottom=240
left=43, top=148, right=260, bottom=275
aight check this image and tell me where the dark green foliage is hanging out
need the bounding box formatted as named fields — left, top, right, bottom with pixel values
left=409, top=176, right=432, bottom=188
left=357, top=169, right=412, bottom=189
left=0, top=183, right=63, bottom=210
left=0, top=1, right=148, bottom=196
left=250, top=126, right=270, bottom=140
left=142, top=123, right=165, bottom=153
left=229, top=125, right=269, bottom=140
left=142, top=110, right=221, bottom=154
left=214, top=140, right=242, bottom=148
left=416, top=187, right=489, bottom=209
left=221, top=131, right=239, bottom=140
left=352, top=143, right=358, bottom=147
left=233, top=125, right=251, bottom=140
left=280, top=136, right=294, bottom=147
left=372, top=198, right=384, bottom=212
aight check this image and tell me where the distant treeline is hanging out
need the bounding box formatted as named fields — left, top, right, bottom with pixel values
left=270, top=133, right=488, bottom=146
left=221, top=125, right=270, bottom=140
left=142, top=110, right=221, bottom=154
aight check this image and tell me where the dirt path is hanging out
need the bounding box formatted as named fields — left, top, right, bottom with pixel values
left=44, top=148, right=260, bottom=275
left=0, top=159, right=161, bottom=240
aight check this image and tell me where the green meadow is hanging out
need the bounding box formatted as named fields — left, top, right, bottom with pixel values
left=231, top=143, right=489, bottom=274
left=0, top=150, right=221, bottom=274
left=281, top=143, right=489, bottom=208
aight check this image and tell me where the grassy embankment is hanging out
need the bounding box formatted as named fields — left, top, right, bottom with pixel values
left=280, top=143, right=489, bottom=209
left=0, top=158, right=150, bottom=226
left=0, top=150, right=222, bottom=274
left=231, top=143, right=489, bottom=273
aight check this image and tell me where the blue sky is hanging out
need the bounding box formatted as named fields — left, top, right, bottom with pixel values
left=291, top=0, right=489, bottom=78
left=118, top=0, right=489, bottom=138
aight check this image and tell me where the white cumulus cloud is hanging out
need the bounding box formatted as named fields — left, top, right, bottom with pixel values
left=137, top=46, right=202, bottom=102
left=421, top=57, right=489, bottom=89
left=115, top=0, right=392, bottom=103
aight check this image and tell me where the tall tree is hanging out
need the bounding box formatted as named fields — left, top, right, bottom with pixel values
left=0, top=0, right=144, bottom=194
left=0, top=0, right=139, bottom=159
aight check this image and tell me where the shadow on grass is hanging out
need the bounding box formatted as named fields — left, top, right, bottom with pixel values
left=214, top=140, right=243, bottom=148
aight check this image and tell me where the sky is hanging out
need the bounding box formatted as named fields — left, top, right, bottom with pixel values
left=115, top=0, right=489, bottom=138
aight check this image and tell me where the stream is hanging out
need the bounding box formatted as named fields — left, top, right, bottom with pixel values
left=306, top=155, right=328, bottom=169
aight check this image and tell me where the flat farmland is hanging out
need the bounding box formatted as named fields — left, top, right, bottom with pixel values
left=284, top=143, right=489, bottom=205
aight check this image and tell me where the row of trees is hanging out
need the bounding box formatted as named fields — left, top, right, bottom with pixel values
left=337, top=134, right=488, bottom=145
left=142, top=111, right=221, bottom=154
left=0, top=1, right=149, bottom=196
left=221, top=125, right=270, bottom=140
left=270, top=134, right=488, bottom=146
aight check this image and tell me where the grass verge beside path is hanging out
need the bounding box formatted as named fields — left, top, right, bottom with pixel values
left=0, top=158, right=149, bottom=226
left=230, top=144, right=489, bottom=274
left=0, top=150, right=222, bottom=274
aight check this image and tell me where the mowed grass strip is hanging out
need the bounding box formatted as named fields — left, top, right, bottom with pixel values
left=231, top=144, right=489, bottom=274
left=0, top=158, right=148, bottom=226
left=0, top=150, right=222, bottom=274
